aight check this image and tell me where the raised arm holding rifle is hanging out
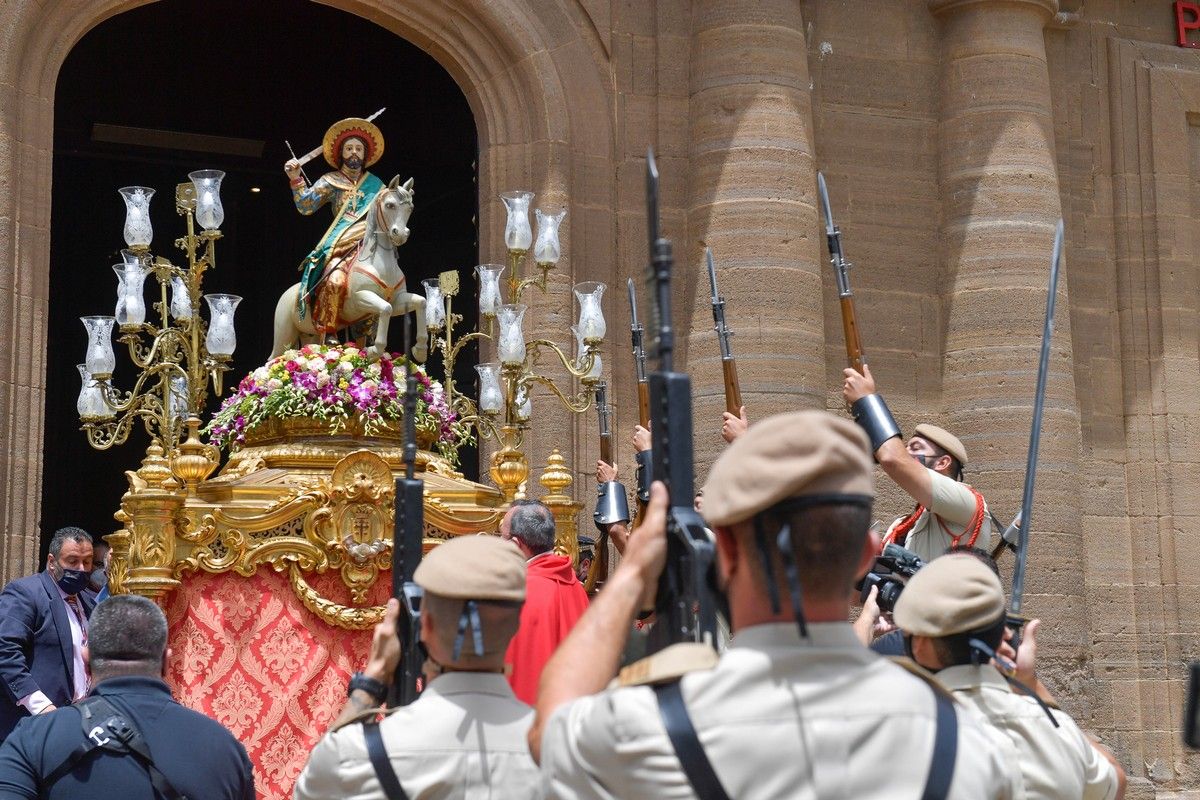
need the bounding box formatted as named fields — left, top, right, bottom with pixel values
left=586, top=381, right=631, bottom=591
left=820, top=171, right=994, bottom=562
left=707, top=249, right=748, bottom=443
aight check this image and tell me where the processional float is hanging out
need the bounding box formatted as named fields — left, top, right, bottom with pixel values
left=74, top=130, right=610, bottom=797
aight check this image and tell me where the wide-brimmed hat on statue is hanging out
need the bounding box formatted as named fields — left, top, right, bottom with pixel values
left=322, top=117, right=384, bottom=168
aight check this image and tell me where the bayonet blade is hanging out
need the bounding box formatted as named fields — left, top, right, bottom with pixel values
left=706, top=248, right=719, bottom=303
left=817, top=171, right=836, bottom=237
left=627, top=278, right=640, bottom=329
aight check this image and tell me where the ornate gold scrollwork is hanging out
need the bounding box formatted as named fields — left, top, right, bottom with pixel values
left=289, top=563, right=385, bottom=630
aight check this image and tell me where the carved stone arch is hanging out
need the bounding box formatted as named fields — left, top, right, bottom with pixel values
left=0, top=0, right=615, bottom=577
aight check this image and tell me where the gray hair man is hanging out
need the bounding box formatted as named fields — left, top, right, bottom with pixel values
left=0, top=594, right=254, bottom=798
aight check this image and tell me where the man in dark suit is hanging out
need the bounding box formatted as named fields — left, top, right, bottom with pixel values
left=0, top=594, right=255, bottom=799
left=0, top=527, right=95, bottom=741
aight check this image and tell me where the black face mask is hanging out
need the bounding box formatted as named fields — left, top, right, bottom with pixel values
left=55, top=567, right=90, bottom=596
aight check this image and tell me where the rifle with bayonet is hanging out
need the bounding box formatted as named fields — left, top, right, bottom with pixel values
left=707, top=248, right=742, bottom=415
left=817, top=172, right=866, bottom=373
left=1007, top=219, right=1064, bottom=653
left=644, top=148, right=720, bottom=654
left=586, top=381, right=630, bottom=593
left=389, top=315, right=426, bottom=706
left=628, top=278, right=653, bottom=517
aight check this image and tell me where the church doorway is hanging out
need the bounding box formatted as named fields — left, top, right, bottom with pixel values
left=41, top=0, right=479, bottom=553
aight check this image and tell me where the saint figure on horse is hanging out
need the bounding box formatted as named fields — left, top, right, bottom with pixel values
left=284, top=116, right=389, bottom=335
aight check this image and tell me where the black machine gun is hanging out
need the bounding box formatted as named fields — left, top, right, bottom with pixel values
left=389, top=316, right=426, bottom=706
left=643, top=149, right=721, bottom=654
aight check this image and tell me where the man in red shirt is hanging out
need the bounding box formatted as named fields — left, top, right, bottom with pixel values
left=501, top=500, right=589, bottom=704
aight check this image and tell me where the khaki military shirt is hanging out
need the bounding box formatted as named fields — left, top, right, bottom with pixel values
left=540, top=622, right=1017, bottom=799
left=294, top=672, right=542, bottom=800
left=888, top=470, right=994, bottom=563
left=939, top=665, right=1120, bottom=800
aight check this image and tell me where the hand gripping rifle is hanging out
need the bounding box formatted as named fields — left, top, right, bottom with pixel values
left=389, top=315, right=426, bottom=706
left=1007, top=219, right=1064, bottom=653
left=586, top=380, right=630, bottom=592
left=817, top=172, right=866, bottom=373
left=706, top=248, right=742, bottom=415
left=644, top=149, right=721, bottom=654
left=629, top=279, right=653, bottom=510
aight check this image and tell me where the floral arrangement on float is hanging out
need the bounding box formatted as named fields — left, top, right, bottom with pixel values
left=205, top=343, right=473, bottom=463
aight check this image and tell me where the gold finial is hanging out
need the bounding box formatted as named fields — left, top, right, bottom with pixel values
left=539, top=449, right=573, bottom=501
left=170, top=417, right=221, bottom=495
left=135, top=439, right=174, bottom=490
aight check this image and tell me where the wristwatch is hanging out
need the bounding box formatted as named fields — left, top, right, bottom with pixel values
left=346, top=671, right=388, bottom=704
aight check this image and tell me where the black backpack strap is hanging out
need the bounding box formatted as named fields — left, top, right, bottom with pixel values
left=362, top=719, right=409, bottom=800
left=919, top=687, right=958, bottom=800
left=42, top=696, right=188, bottom=800
left=652, top=681, right=732, bottom=800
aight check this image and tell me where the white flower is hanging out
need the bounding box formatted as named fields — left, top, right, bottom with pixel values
left=267, top=378, right=283, bottom=390
left=316, top=372, right=329, bottom=387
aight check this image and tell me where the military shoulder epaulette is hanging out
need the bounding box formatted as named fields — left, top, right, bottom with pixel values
left=887, top=655, right=960, bottom=704
left=330, top=704, right=398, bottom=733
left=618, top=642, right=719, bottom=687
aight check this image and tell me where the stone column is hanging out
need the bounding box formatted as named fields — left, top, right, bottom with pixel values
left=685, top=1, right=824, bottom=474
left=931, top=0, right=1087, bottom=681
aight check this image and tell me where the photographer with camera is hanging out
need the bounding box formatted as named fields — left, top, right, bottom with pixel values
left=894, top=553, right=1126, bottom=800
left=843, top=366, right=994, bottom=563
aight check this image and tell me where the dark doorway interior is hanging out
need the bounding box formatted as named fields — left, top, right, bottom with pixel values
left=42, top=0, right=479, bottom=556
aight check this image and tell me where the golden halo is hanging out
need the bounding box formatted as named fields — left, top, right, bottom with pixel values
left=322, top=117, right=384, bottom=169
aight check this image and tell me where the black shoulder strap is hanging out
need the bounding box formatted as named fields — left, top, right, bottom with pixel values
left=363, top=719, right=409, bottom=800
left=652, top=681, right=732, bottom=800
left=920, top=688, right=958, bottom=800
left=42, top=696, right=188, bottom=800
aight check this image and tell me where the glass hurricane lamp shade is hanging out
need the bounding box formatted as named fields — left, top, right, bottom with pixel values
left=475, top=264, right=504, bottom=317
left=118, top=186, right=154, bottom=248
left=533, top=208, right=565, bottom=266
left=513, top=384, right=532, bottom=423
left=573, top=324, right=603, bottom=381
left=573, top=281, right=606, bottom=341
left=81, top=316, right=117, bottom=380
left=112, top=265, right=128, bottom=325
left=422, top=278, right=445, bottom=331
left=500, top=191, right=534, bottom=251
left=204, top=294, right=241, bottom=357
left=188, top=170, right=225, bottom=231
left=475, top=363, right=504, bottom=414
left=496, top=304, right=527, bottom=367
left=76, top=365, right=114, bottom=421
left=170, top=276, right=193, bottom=321
left=167, top=374, right=190, bottom=424
left=115, top=260, right=149, bottom=326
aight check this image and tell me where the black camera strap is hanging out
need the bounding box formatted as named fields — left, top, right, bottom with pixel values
left=362, top=718, right=410, bottom=800
left=42, top=696, right=188, bottom=800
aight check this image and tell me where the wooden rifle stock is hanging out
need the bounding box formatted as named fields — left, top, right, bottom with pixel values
left=722, top=359, right=742, bottom=415
left=840, top=296, right=866, bottom=373
left=637, top=382, right=651, bottom=429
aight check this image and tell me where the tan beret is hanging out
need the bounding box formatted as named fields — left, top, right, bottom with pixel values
left=414, top=535, right=526, bottom=602
left=893, top=554, right=1004, bottom=637
left=913, top=423, right=967, bottom=467
left=702, top=411, right=874, bottom=528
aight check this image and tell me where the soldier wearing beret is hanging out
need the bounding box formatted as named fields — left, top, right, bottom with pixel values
left=294, top=535, right=542, bottom=800
left=894, top=554, right=1126, bottom=800
left=843, top=364, right=995, bottom=563
left=530, top=410, right=1016, bottom=799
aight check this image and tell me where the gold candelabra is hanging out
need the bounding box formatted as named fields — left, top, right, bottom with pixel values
left=419, top=192, right=604, bottom=502
left=78, top=173, right=239, bottom=479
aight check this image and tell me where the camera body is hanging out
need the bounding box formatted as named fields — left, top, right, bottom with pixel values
left=856, top=543, right=925, bottom=613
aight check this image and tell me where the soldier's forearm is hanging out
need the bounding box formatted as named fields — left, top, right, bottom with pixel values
left=327, top=689, right=381, bottom=732
left=529, top=565, right=645, bottom=763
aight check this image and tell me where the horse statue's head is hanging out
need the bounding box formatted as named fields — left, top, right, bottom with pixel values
left=374, top=176, right=415, bottom=248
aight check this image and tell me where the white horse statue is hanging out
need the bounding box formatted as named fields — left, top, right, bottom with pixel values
left=271, top=176, right=427, bottom=361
